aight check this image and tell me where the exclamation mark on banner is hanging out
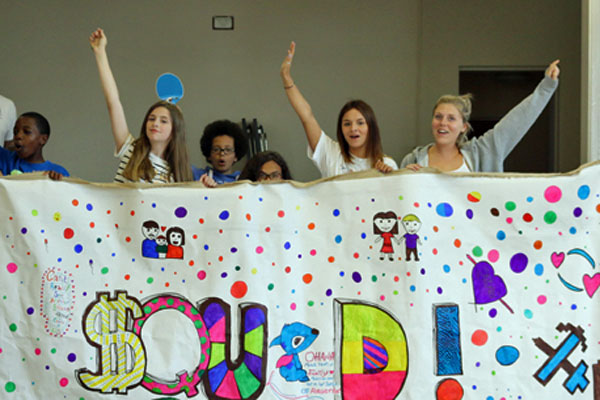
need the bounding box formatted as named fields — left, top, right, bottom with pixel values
left=434, top=304, right=464, bottom=400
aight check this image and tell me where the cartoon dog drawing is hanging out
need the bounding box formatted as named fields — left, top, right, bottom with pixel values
left=270, top=322, right=319, bottom=382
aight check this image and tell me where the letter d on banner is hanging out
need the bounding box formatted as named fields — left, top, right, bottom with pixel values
left=334, top=299, right=408, bottom=400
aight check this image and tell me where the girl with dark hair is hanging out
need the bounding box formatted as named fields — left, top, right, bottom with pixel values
left=280, top=42, right=397, bottom=178
left=401, top=60, right=560, bottom=173
left=238, top=151, right=292, bottom=182
left=373, top=211, right=400, bottom=261
left=89, top=28, right=193, bottom=183
left=194, top=119, right=248, bottom=187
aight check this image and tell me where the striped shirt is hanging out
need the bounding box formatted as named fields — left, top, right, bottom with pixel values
left=113, top=134, right=172, bottom=184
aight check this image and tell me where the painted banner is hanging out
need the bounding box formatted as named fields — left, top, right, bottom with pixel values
left=0, top=165, right=599, bottom=400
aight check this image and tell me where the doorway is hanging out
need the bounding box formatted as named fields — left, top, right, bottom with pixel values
left=459, top=68, right=558, bottom=172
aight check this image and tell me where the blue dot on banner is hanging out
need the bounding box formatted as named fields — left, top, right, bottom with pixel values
left=27, top=307, right=34, bottom=315
left=326, top=289, right=332, bottom=296
left=436, top=202, right=453, bottom=217
left=443, top=264, right=451, bottom=273
left=496, top=230, right=506, bottom=240
left=230, top=247, right=237, bottom=253
left=21, top=227, right=27, bottom=235
left=333, top=209, right=340, bottom=217
left=335, top=235, right=342, bottom=244
left=361, top=233, right=367, bottom=239
left=339, top=271, right=345, bottom=277
left=410, top=285, right=416, bottom=292
left=284, top=242, right=291, bottom=250
left=175, top=207, right=187, bottom=218
left=74, top=244, right=83, bottom=254
left=573, top=207, right=583, bottom=217
left=152, top=203, right=156, bottom=208
left=578, top=185, right=591, bottom=200
left=527, top=196, right=533, bottom=202
left=219, top=210, right=230, bottom=220
left=571, top=304, right=577, bottom=310
left=352, top=272, right=362, bottom=283
left=569, top=227, right=577, bottom=234
left=86, top=203, right=93, bottom=211
left=466, top=209, right=473, bottom=219
left=203, top=244, right=209, bottom=251
left=534, top=263, right=544, bottom=276
left=496, top=346, right=520, bottom=366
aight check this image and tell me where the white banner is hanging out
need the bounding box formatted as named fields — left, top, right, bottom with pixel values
left=0, top=166, right=599, bottom=399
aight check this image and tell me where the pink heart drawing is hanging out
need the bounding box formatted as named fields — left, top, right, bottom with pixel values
left=583, top=273, right=600, bottom=298
left=551, top=252, right=565, bottom=268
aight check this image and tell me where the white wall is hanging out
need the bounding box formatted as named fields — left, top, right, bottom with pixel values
left=0, top=0, right=580, bottom=182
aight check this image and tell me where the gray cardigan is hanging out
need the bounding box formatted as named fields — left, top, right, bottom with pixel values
left=400, top=76, right=558, bottom=172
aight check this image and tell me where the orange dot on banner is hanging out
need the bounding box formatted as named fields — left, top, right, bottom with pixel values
left=193, top=234, right=198, bottom=239
left=433, top=226, right=439, bottom=232
left=189, top=260, right=195, bottom=266
left=218, top=256, right=224, bottom=262
left=471, top=329, right=488, bottom=346
left=72, top=199, right=79, bottom=206
left=328, top=256, right=335, bottom=263
left=125, top=237, right=131, bottom=243
left=533, top=240, right=543, bottom=250
left=246, top=214, right=251, bottom=221
left=596, top=204, right=600, bottom=213
left=165, top=282, right=170, bottom=287
left=124, top=274, right=130, bottom=280
left=231, top=281, right=248, bottom=298
left=353, top=252, right=359, bottom=259
left=199, top=218, right=205, bottom=224
left=308, top=222, right=315, bottom=230
left=436, top=378, right=464, bottom=400
left=106, top=210, right=111, bottom=214
left=277, top=210, right=285, bottom=218
left=89, top=222, right=95, bottom=228
left=303, top=274, right=313, bottom=284
left=454, top=239, right=461, bottom=248
left=238, top=195, right=243, bottom=200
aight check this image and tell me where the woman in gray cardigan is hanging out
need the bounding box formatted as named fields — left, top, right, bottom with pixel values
left=401, top=60, right=560, bottom=173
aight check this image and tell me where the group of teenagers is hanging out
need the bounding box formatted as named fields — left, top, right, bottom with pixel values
left=0, top=29, right=561, bottom=185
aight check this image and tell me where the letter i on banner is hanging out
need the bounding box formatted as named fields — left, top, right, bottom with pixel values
left=433, top=304, right=464, bottom=400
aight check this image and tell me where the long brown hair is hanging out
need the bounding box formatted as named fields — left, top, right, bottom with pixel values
left=336, top=100, right=384, bottom=167
left=122, top=101, right=193, bottom=182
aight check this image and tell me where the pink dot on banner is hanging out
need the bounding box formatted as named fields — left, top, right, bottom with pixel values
left=197, top=270, right=207, bottom=280
left=488, top=250, right=499, bottom=263
left=34, top=348, right=41, bottom=355
left=544, top=185, right=562, bottom=203
left=290, top=302, right=297, bottom=311
left=310, top=249, right=317, bottom=256
left=256, top=246, right=264, bottom=254
left=471, top=329, right=488, bottom=346
left=537, top=295, right=547, bottom=305
left=6, top=263, right=17, bottom=274
left=59, top=377, right=69, bottom=387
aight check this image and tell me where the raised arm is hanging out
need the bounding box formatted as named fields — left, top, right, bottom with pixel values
left=280, top=42, right=322, bottom=152
left=89, top=28, right=130, bottom=152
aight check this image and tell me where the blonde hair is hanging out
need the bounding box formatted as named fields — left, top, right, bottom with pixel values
left=123, top=101, right=193, bottom=183
left=402, top=214, right=421, bottom=223
left=433, top=93, right=473, bottom=148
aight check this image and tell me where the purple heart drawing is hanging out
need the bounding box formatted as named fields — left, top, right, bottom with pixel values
left=472, top=261, right=507, bottom=304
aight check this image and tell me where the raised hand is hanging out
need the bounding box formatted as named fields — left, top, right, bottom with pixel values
left=374, top=159, right=393, bottom=174
left=89, top=28, right=107, bottom=53
left=280, top=41, right=296, bottom=88
left=545, top=59, right=560, bottom=80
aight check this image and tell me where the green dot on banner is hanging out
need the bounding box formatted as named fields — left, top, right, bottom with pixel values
left=144, top=306, right=152, bottom=314
left=147, top=277, right=154, bottom=284
left=9, top=323, right=17, bottom=332
left=5, top=382, right=16, bottom=392
left=268, top=283, right=274, bottom=290
left=308, top=300, right=314, bottom=307
left=544, top=211, right=557, bottom=224
left=51, top=348, right=56, bottom=354
left=100, top=267, right=109, bottom=275
left=167, top=298, right=174, bottom=306
left=505, top=201, right=516, bottom=211
left=194, top=320, right=203, bottom=329
left=472, top=246, right=483, bottom=257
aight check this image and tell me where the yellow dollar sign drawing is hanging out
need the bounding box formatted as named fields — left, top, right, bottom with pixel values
left=77, top=291, right=147, bottom=394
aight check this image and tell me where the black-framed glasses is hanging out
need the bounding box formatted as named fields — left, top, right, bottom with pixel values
left=257, top=171, right=282, bottom=181
left=211, top=147, right=235, bottom=155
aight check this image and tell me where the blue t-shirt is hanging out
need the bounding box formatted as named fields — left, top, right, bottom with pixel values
left=0, top=147, right=70, bottom=176
left=193, top=166, right=239, bottom=184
